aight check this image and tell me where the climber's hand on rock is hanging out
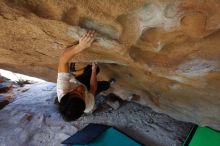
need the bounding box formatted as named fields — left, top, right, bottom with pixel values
left=58, top=30, right=95, bottom=73
left=92, top=62, right=98, bottom=71
left=78, top=30, right=95, bottom=49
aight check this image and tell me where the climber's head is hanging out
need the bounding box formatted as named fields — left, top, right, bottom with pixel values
left=58, top=85, right=86, bottom=121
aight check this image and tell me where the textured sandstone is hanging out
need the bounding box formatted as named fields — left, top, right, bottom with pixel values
left=0, top=0, right=220, bottom=130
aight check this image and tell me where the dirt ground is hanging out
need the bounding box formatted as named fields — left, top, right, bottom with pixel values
left=0, top=81, right=193, bottom=146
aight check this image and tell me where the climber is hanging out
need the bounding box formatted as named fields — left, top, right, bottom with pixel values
left=57, top=30, right=113, bottom=121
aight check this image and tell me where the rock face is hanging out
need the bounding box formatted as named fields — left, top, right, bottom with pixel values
left=0, top=0, right=220, bottom=129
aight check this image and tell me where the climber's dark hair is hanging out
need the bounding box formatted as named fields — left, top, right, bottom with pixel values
left=58, top=92, right=85, bottom=121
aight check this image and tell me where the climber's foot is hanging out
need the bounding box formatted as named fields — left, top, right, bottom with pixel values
left=105, top=93, right=121, bottom=110
left=108, top=78, right=116, bottom=85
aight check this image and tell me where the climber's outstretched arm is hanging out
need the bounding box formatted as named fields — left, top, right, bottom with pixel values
left=58, top=30, right=95, bottom=73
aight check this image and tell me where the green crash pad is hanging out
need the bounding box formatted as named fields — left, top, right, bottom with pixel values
left=75, top=127, right=141, bottom=146
left=183, top=126, right=220, bottom=146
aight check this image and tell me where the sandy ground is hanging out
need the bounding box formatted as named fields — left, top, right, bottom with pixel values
left=0, top=82, right=193, bottom=146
